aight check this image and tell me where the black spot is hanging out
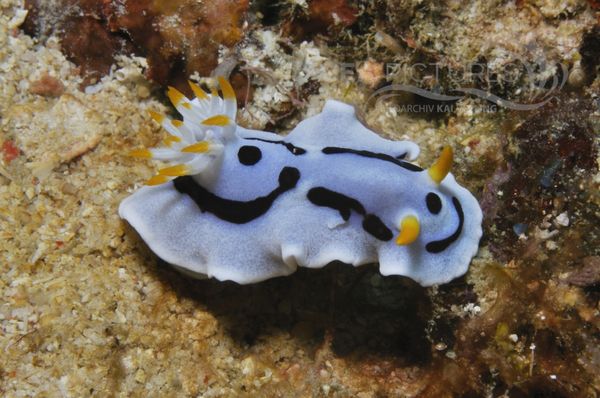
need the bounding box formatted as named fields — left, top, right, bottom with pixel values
left=238, top=145, right=262, bottom=165
left=426, top=192, right=442, bottom=214
left=425, top=197, right=464, bottom=253
left=173, top=167, right=300, bottom=224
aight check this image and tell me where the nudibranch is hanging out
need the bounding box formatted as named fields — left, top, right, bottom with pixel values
left=119, top=77, right=483, bottom=286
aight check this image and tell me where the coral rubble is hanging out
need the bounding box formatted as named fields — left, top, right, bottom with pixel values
left=1, top=0, right=599, bottom=396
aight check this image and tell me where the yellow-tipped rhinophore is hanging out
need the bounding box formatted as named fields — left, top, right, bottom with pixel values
left=181, top=141, right=210, bottom=153
left=167, top=86, right=186, bottom=107
left=158, top=164, right=189, bottom=176
left=148, top=110, right=165, bottom=124
left=396, top=215, right=420, bottom=246
left=146, top=174, right=170, bottom=186
left=129, top=149, right=153, bottom=159
left=202, top=115, right=230, bottom=126
left=188, top=80, right=208, bottom=100
left=218, top=76, right=236, bottom=100
left=428, top=146, right=453, bottom=184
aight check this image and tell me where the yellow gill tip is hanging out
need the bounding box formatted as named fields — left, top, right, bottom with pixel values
left=181, top=141, right=210, bottom=153
left=167, top=86, right=186, bottom=106
left=129, top=149, right=152, bottom=159
left=158, top=164, right=189, bottom=176
left=428, top=146, right=453, bottom=185
left=171, top=119, right=184, bottom=127
left=146, top=174, right=170, bottom=186
left=188, top=80, right=208, bottom=100
left=164, top=134, right=182, bottom=146
left=201, top=114, right=230, bottom=126
left=396, top=215, right=420, bottom=246
left=148, top=110, right=165, bottom=124
left=217, top=76, right=236, bottom=100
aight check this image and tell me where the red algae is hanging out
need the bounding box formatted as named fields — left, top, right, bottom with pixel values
left=283, top=0, right=358, bottom=39
left=29, top=73, right=65, bottom=97
left=1, top=140, right=20, bottom=163
left=23, top=0, right=249, bottom=90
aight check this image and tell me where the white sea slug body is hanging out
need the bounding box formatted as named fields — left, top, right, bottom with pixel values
left=119, top=78, right=483, bottom=286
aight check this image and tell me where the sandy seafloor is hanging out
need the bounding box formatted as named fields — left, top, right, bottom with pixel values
left=1, top=0, right=599, bottom=396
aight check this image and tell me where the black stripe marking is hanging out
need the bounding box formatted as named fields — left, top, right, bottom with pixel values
left=307, top=187, right=392, bottom=242
left=245, top=137, right=307, bottom=155
left=425, top=197, right=464, bottom=253
left=362, top=214, right=393, bottom=241
left=322, top=147, right=423, bottom=172
left=307, top=187, right=365, bottom=221
left=173, top=167, right=300, bottom=224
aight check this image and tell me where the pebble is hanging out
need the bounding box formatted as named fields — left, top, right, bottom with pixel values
left=434, top=342, right=447, bottom=351
left=567, top=62, right=586, bottom=88
left=513, top=223, right=528, bottom=236
left=357, top=60, right=384, bottom=88
left=555, top=212, right=569, bottom=227
left=137, top=85, right=151, bottom=99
